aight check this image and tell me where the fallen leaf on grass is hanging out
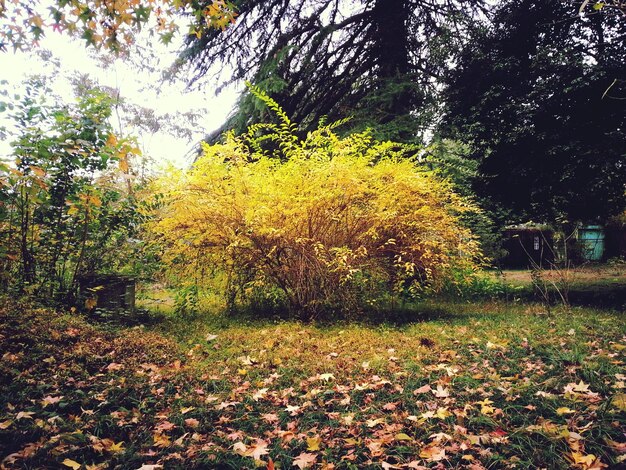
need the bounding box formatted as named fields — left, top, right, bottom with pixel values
left=568, top=452, right=607, bottom=469
left=62, top=459, right=81, bottom=470
left=413, top=384, right=431, bottom=395
left=432, top=385, right=450, bottom=398
left=0, top=420, right=12, bottom=429
left=253, top=388, right=269, bottom=401
left=604, top=438, right=626, bottom=453
left=292, top=452, right=317, bottom=469
left=41, top=395, right=63, bottom=408
left=306, top=436, right=322, bottom=451
left=611, top=393, right=626, bottom=411
left=476, top=398, right=494, bottom=414
left=238, top=355, right=256, bottom=366
left=381, top=462, right=402, bottom=469
left=233, top=440, right=269, bottom=460
left=407, top=462, right=428, bottom=469
left=184, top=418, right=200, bottom=428
left=153, top=433, right=170, bottom=448
left=246, top=440, right=269, bottom=460
left=109, top=441, right=125, bottom=453
left=366, top=418, right=385, bottom=427
left=565, top=381, right=591, bottom=393
left=419, top=444, right=446, bottom=461
left=382, top=402, right=398, bottom=411
left=233, top=442, right=247, bottom=454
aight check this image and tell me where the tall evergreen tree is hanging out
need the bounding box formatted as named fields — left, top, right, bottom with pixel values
left=179, top=0, right=485, bottom=142
left=441, top=0, right=626, bottom=224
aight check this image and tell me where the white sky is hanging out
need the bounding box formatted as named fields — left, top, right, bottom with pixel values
left=0, top=29, right=240, bottom=169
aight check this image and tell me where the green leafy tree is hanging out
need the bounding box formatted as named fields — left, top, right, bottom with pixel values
left=0, top=78, right=141, bottom=300
left=441, top=0, right=626, bottom=225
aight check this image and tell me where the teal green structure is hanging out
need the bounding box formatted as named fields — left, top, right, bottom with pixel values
left=579, top=225, right=605, bottom=261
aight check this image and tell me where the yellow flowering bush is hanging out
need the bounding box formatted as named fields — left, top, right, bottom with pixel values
left=149, top=91, right=481, bottom=319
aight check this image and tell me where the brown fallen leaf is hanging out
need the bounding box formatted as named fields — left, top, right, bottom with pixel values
left=419, top=444, right=446, bottom=462
left=184, top=418, right=200, bottom=428
left=413, top=384, right=432, bottom=395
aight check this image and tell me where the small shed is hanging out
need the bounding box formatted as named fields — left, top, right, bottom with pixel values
left=77, top=274, right=136, bottom=313
left=578, top=225, right=605, bottom=261
left=501, top=225, right=555, bottom=268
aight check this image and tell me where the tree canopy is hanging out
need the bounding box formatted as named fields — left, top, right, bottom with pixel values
left=179, top=0, right=485, bottom=142
left=441, top=0, right=626, bottom=224
left=0, top=0, right=236, bottom=52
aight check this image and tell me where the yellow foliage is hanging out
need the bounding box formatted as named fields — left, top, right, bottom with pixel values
left=149, top=97, right=481, bottom=319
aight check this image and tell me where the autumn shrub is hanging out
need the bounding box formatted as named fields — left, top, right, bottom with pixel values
left=149, top=89, right=481, bottom=320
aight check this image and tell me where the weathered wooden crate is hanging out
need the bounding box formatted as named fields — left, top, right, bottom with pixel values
left=77, top=274, right=136, bottom=313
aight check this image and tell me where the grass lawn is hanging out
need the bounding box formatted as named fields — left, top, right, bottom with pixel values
left=1, top=295, right=625, bottom=469
left=483, top=264, right=626, bottom=310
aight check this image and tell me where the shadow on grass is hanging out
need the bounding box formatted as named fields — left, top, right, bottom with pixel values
left=507, top=284, right=626, bottom=310
left=224, top=300, right=469, bottom=328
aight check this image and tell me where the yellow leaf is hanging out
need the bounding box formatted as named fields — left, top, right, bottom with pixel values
left=152, top=433, right=170, bottom=448
left=612, top=393, right=626, bottom=411
left=107, top=134, right=118, bottom=146
left=0, top=420, right=12, bottom=429
left=306, top=436, right=321, bottom=451
left=395, top=433, right=412, bottom=441
left=119, top=157, right=129, bottom=173
left=109, top=441, right=125, bottom=453
left=556, top=407, right=575, bottom=415
left=62, top=459, right=82, bottom=470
